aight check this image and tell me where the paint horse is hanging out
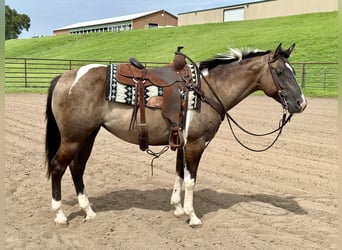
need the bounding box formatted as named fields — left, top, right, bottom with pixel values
left=45, top=44, right=306, bottom=227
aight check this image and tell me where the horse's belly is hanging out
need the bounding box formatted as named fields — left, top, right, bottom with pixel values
left=103, top=103, right=170, bottom=145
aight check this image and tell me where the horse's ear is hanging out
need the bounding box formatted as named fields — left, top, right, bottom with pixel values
left=273, top=43, right=282, bottom=59
left=287, top=43, right=296, bottom=56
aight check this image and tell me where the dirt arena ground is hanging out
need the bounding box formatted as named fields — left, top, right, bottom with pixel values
left=5, top=94, right=337, bottom=249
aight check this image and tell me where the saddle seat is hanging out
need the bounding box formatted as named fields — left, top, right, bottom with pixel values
left=118, top=46, right=193, bottom=151
left=116, top=60, right=189, bottom=88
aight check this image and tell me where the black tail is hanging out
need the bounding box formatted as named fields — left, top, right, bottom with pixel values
left=45, top=75, right=61, bottom=179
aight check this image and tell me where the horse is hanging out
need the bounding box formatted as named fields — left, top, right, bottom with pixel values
left=45, top=43, right=306, bottom=227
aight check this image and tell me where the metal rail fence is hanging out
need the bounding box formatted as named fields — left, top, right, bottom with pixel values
left=292, top=62, right=338, bottom=90
left=4, top=58, right=338, bottom=90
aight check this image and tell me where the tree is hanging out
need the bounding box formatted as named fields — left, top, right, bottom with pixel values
left=5, top=5, right=31, bottom=40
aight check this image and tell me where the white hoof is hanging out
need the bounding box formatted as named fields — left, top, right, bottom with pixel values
left=54, top=213, right=68, bottom=225
left=189, top=217, right=202, bottom=228
left=174, top=206, right=186, bottom=218
left=84, top=210, right=97, bottom=221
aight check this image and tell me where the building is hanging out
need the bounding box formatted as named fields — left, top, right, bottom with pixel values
left=178, top=0, right=338, bottom=26
left=53, top=9, right=177, bottom=35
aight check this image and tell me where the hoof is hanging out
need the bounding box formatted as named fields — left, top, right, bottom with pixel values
left=189, top=217, right=202, bottom=228
left=54, top=216, right=68, bottom=226
left=174, top=207, right=186, bottom=218
left=84, top=212, right=97, bottom=222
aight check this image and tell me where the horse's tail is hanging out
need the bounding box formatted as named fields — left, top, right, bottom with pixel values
left=45, top=75, right=61, bottom=179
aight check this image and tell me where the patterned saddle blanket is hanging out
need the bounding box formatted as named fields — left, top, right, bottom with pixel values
left=105, top=63, right=200, bottom=110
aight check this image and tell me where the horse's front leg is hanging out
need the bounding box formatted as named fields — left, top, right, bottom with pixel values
left=177, top=142, right=205, bottom=227
left=183, top=167, right=202, bottom=227
left=171, top=149, right=186, bottom=217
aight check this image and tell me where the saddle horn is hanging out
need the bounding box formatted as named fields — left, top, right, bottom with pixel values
left=173, top=46, right=186, bottom=70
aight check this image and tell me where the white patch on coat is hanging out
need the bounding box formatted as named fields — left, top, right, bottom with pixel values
left=285, top=62, right=294, bottom=74
left=201, top=68, right=209, bottom=77
left=69, top=64, right=105, bottom=94
left=183, top=110, right=194, bottom=145
left=184, top=165, right=191, bottom=182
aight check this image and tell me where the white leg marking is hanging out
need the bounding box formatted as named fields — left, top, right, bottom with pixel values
left=184, top=176, right=202, bottom=227
left=68, top=64, right=105, bottom=95
left=52, top=199, right=68, bottom=225
left=170, top=176, right=185, bottom=217
left=78, top=193, right=96, bottom=221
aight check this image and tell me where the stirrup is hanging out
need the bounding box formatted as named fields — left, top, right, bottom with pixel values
left=169, top=130, right=184, bottom=151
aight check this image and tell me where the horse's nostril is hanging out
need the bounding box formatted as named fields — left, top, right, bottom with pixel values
left=297, top=99, right=307, bottom=111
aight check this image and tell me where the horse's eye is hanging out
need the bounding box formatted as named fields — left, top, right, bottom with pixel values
left=276, top=70, right=283, bottom=76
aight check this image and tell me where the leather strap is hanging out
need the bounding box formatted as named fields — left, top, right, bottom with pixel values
left=138, top=70, right=148, bottom=151
left=127, top=65, right=149, bottom=151
left=190, top=84, right=225, bottom=121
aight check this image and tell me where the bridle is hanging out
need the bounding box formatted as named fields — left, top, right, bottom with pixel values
left=182, top=52, right=293, bottom=152
left=268, top=55, right=290, bottom=111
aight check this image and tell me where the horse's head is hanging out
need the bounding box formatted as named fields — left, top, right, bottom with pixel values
left=260, top=43, right=306, bottom=113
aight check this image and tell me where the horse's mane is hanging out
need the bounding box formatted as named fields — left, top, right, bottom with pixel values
left=199, top=48, right=271, bottom=71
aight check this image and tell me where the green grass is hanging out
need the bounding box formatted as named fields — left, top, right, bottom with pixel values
left=5, top=11, right=338, bottom=96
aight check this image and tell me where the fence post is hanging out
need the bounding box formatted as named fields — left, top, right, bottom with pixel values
left=301, top=63, right=305, bottom=89
left=323, top=67, right=327, bottom=90
left=24, top=58, right=28, bottom=88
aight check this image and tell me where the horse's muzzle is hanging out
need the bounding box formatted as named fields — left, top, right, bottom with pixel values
left=290, top=96, right=307, bottom=113
left=298, top=98, right=307, bottom=112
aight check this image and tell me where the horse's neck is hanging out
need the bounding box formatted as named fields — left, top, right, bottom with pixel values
left=207, top=58, right=267, bottom=111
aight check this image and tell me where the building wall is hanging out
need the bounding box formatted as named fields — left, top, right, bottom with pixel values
left=53, top=29, right=69, bottom=35
left=178, top=0, right=338, bottom=26
left=178, top=8, right=223, bottom=25
left=69, top=21, right=132, bottom=34
left=133, top=10, right=178, bottom=29
left=53, top=10, right=178, bottom=35
left=245, top=0, right=338, bottom=20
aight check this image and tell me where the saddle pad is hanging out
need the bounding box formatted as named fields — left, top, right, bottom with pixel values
left=105, top=63, right=200, bottom=110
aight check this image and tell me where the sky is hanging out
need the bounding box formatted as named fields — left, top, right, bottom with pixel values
left=5, top=0, right=260, bottom=38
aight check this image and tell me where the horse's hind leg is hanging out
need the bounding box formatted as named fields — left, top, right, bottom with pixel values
left=69, top=127, right=100, bottom=221
left=49, top=141, right=81, bottom=225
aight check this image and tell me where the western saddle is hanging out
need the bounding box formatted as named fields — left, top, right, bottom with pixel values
left=115, top=46, right=195, bottom=151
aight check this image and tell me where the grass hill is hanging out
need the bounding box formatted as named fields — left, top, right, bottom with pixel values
left=5, top=11, right=337, bottom=63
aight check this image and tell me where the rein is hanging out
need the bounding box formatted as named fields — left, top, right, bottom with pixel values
left=181, top=52, right=293, bottom=152
left=226, top=111, right=292, bottom=152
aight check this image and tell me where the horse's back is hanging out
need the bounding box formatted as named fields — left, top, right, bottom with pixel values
left=56, top=64, right=107, bottom=92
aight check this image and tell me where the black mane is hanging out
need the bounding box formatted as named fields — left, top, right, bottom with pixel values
left=199, top=49, right=271, bottom=71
